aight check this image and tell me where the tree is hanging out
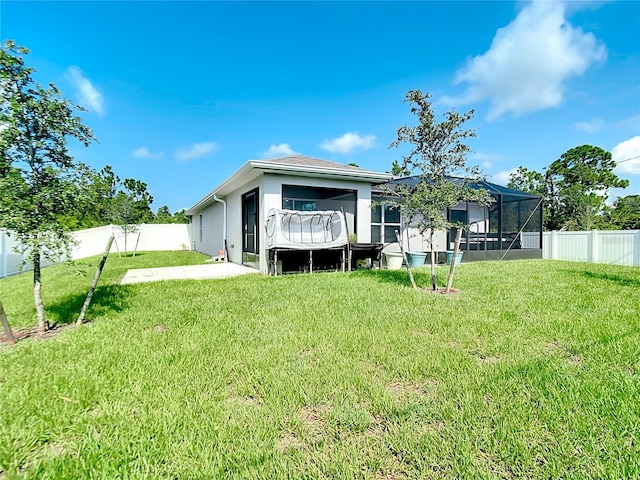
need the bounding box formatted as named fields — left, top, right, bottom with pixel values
left=121, top=178, right=154, bottom=223
left=172, top=209, right=189, bottom=224
left=81, top=165, right=119, bottom=228
left=390, top=160, right=410, bottom=176
left=508, top=146, right=629, bottom=231
left=0, top=41, right=96, bottom=334
left=507, top=166, right=546, bottom=195
left=507, top=166, right=553, bottom=228
left=609, top=195, right=640, bottom=230
left=153, top=205, right=175, bottom=224
left=545, top=145, right=628, bottom=230
left=385, top=90, right=491, bottom=291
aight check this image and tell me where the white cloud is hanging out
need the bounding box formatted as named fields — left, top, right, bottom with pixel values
left=470, top=152, right=509, bottom=170
left=65, top=66, right=105, bottom=117
left=318, top=132, right=376, bottom=154
left=175, top=142, right=219, bottom=161
left=574, top=118, right=604, bottom=133
left=441, top=1, right=606, bottom=120
left=261, top=143, right=297, bottom=158
left=491, top=168, right=519, bottom=186
left=131, top=146, right=163, bottom=159
left=613, top=136, right=640, bottom=175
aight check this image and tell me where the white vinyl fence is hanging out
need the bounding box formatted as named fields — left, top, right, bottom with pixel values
left=1, top=224, right=191, bottom=278
left=543, top=230, right=640, bottom=266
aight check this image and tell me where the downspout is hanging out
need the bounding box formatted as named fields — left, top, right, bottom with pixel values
left=213, top=195, right=228, bottom=261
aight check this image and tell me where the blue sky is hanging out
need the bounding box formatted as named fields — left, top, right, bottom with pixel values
left=2, top=0, right=639, bottom=212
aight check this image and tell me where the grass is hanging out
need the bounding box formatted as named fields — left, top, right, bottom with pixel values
left=0, top=251, right=210, bottom=330
left=1, top=253, right=639, bottom=478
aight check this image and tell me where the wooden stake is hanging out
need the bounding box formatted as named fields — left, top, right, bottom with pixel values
left=0, top=301, right=16, bottom=345
left=445, top=227, right=463, bottom=293
left=395, top=230, right=417, bottom=289
left=77, top=235, right=114, bottom=326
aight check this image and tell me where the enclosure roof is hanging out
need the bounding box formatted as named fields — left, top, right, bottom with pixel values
left=186, top=155, right=392, bottom=214
left=374, top=176, right=541, bottom=200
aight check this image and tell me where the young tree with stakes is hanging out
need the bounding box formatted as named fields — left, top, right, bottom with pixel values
left=385, top=90, right=491, bottom=291
left=0, top=41, right=96, bottom=334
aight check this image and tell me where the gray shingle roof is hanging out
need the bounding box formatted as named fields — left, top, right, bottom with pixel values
left=261, top=155, right=364, bottom=171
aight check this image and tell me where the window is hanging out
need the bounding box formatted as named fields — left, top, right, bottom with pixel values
left=283, top=199, right=317, bottom=211
left=371, top=199, right=401, bottom=243
left=199, top=214, right=203, bottom=243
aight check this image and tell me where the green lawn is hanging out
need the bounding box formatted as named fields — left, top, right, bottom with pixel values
left=1, top=253, right=638, bottom=479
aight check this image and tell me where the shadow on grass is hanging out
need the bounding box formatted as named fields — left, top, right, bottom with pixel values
left=46, top=284, right=135, bottom=326
left=581, top=270, right=640, bottom=288
left=113, top=252, right=146, bottom=259
left=350, top=268, right=423, bottom=288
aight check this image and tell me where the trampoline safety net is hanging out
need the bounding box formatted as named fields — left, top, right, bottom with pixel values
left=265, top=209, right=348, bottom=250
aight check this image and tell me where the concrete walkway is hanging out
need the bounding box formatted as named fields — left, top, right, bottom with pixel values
left=120, top=262, right=259, bottom=285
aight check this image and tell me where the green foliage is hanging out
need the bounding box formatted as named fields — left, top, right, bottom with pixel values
left=0, top=41, right=97, bottom=330
left=609, top=195, right=640, bottom=229
left=509, top=145, right=629, bottom=231
left=151, top=206, right=189, bottom=224
left=389, top=159, right=410, bottom=176
left=388, top=90, right=491, bottom=234
left=0, top=41, right=96, bottom=262
left=1, top=256, right=639, bottom=478
left=384, top=90, right=491, bottom=288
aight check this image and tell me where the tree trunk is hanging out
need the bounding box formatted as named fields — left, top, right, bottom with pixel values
left=33, top=248, right=47, bottom=335
left=77, top=235, right=114, bottom=326
left=445, top=227, right=463, bottom=293
left=0, top=301, right=16, bottom=345
left=429, top=228, right=437, bottom=291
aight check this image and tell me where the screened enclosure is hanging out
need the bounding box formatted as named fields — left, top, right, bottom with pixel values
left=375, top=178, right=543, bottom=262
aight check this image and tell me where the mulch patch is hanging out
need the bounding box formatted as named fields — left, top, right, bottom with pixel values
left=1, top=323, right=74, bottom=345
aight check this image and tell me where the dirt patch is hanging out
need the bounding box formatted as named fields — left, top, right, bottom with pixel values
left=473, top=353, right=501, bottom=364
left=276, top=432, right=305, bottom=452
left=387, top=379, right=436, bottom=398
left=547, top=341, right=581, bottom=365
left=367, top=414, right=390, bottom=438
left=299, top=405, right=326, bottom=430
left=420, top=287, right=461, bottom=296
left=153, top=324, right=168, bottom=332
left=420, top=420, right=445, bottom=433
left=1, top=324, right=72, bottom=344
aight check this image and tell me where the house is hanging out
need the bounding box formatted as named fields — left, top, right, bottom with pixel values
left=185, top=155, right=392, bottom=274
left=186, top=155, right=543, bottom=274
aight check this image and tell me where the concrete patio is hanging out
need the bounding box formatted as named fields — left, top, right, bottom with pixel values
left=120, top=262, right=258, bottom=285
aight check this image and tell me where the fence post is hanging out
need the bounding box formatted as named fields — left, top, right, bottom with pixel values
left=590, top=230, right=599, bottom=264
left=550, top=230, right=557, bottom=260
left=634, top=231, right=640, bottom=267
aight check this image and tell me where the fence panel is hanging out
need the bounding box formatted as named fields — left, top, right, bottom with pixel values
left=1, top=224, right=191, bottom=278
left=543, top=230, right=640, bottom=266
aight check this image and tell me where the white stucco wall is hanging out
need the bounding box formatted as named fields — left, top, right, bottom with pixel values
left=192, top=173, right=381, bottom=274
left=192, top=201, right=224, bottom=257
